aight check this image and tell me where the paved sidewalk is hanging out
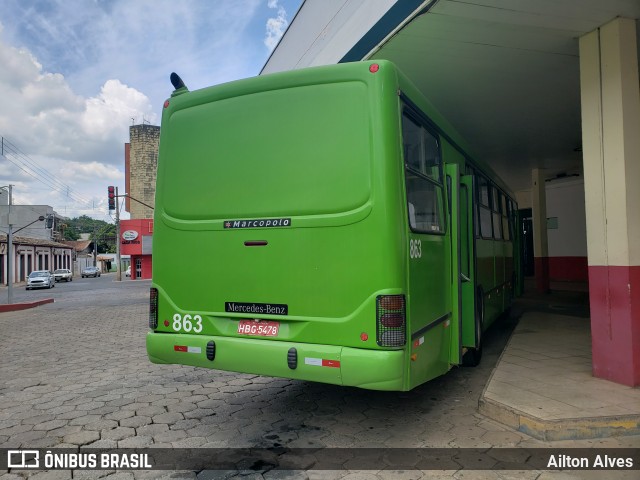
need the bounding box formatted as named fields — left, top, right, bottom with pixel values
left=480, top=287, right=640, bottom=441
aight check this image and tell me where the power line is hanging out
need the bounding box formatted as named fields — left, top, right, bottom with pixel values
left=1, top=137, right=91, bottom=205
left=0, top=136, right=93, bottom=207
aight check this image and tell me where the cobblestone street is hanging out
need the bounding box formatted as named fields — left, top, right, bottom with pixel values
left=0, top=277, right=637, bottom=479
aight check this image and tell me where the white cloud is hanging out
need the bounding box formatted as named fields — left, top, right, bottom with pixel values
left=83, top=80, right=156, bottom=139
left=0, top=28, right=155, bottom=162
left=0, top=0, right=300, bottom=220
left=265, top=1, right=288, bottom=50
left=59, top=160, right=123, bottom=183
left=0, top=24, right=154, bottom=220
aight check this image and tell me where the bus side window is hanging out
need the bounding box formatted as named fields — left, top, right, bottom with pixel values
left=402, top=111, right=445, bottom=234
left=492, top=186, right=503, bottom=240
left=408, top=202, right=417, bottom=229
left=502, top=193, right=511, bottom=240
left=405, top=172, right=444, bottom=232
left=478, top=175, right=492, bottom=239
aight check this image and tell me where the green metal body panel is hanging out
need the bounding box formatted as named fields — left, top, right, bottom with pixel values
left=147, top=60, right=518, bottom=391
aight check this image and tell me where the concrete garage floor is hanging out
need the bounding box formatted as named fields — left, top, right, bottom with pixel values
left=480, top=279, right=640, bottom=443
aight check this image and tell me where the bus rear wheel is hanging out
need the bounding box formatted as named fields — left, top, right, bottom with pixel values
left=463, top=288, right=484, bottom=367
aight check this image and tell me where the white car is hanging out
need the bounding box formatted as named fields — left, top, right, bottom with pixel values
left=26, top=270, right=55, bottom=289
left=53, top=268, right=73, bottom=282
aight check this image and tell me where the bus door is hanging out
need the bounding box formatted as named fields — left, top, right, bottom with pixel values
left=445, top=164, right=477, bottom=365
left=445, top=164, right=461, bottom=365
left=460, top=175, right=478, bottom=361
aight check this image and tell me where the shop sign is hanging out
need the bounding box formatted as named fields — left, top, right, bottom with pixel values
left=122, top=230, right=139, bottom=241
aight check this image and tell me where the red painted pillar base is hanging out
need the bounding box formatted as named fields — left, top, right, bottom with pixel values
left=534, top=256, right=550, bottom=293
left=588, top=265, right=640, bottom=386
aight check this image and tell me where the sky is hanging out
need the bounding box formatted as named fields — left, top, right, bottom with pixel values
left=0, top=0, right=303, bottom=223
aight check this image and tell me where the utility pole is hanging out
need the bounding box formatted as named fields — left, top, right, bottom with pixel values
left=93, top=228, right=97, bottom=267
left=3, top=185, right=44, bottom=303
left=115, top=186, right=122, bottom=281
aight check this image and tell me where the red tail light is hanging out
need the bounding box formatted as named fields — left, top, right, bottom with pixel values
left=376, top=295, right=406, bottom=347
left=381, top=313, right=404, bottom=328
left=149, top=288, right=158, bottom=329
left=379, top=296, right=404, bottom=310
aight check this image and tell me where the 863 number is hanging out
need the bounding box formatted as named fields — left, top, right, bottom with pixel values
left=409, top=239, right=422, bottom=259
left=172, top=313, right=203, bottom=333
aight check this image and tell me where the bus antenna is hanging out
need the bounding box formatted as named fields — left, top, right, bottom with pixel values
left=170, top=72, right=187, bottom=91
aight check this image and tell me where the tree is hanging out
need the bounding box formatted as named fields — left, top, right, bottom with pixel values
left=92, top=223, right=116, bottom=254
left=61, top=224, right=80, bottom=241
left=62, top=216, right=116, bottom=252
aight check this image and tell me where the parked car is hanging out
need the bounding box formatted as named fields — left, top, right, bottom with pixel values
left=81, top=266, right=101, bottom=278
left=26, top=270, right=55, bottom=290
left=53, top=268, right=73, bottom=282
left=125, top=266, right=131, bottom=277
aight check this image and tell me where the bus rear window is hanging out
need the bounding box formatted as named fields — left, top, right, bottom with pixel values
left=159, top=82, right=371, bottom=220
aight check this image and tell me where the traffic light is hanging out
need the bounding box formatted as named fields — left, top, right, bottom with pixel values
left=108, top=186, right=115, bottom=210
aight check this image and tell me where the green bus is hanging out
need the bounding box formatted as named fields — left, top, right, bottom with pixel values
left=147, top=60, right=520, bottom=391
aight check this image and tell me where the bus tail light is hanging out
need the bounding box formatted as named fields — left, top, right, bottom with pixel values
left=149, top=288, right=158, bottom=329
left=377, top=295, right=406, bottom=347
left=381, top=313, right=404, bottom=328
left=379, top=295, right=404, bottom=310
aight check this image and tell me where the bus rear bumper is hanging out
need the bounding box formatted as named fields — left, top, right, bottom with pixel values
left=146, top=332, right=406, bottom=391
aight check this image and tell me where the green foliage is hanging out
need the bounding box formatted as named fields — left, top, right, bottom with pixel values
left=62, top=216, right=116, bottom=253
left=61, top=225, right=80, bottom=241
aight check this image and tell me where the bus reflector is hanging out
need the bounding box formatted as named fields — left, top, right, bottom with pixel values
left=149, top=288, right=158, bottom=329
left=206, top=341, right=216, bottom=361
left=376, top=295, right=406, bottom=347
left=287, top=347, right=297, bottom=369
left=369, top=63, right=380, bottom=73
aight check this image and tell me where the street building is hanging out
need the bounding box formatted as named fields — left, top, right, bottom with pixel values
left=0, top=203, right=73, bottom=284
left=119, top=218, right=152, bottom=279
left=121, top=124, right=159, bottom=280
left=0, top=233, right=73, bottom=284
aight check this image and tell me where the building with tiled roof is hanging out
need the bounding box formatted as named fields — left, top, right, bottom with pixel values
left=0, top=233, right=74, bottom=285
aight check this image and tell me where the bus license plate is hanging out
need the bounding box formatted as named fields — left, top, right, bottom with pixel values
left=237, top=320, right=280, bottom=337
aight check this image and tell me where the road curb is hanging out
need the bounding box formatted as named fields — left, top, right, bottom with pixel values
left=479, top=394, right=640, bottom=441
left=0, top=298, right=55, bottom=313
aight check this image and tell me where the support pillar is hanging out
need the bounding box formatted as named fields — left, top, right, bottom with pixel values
left=532, top=168, right=549, bottom=294
left=579, top=18, right=640, bottom=386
